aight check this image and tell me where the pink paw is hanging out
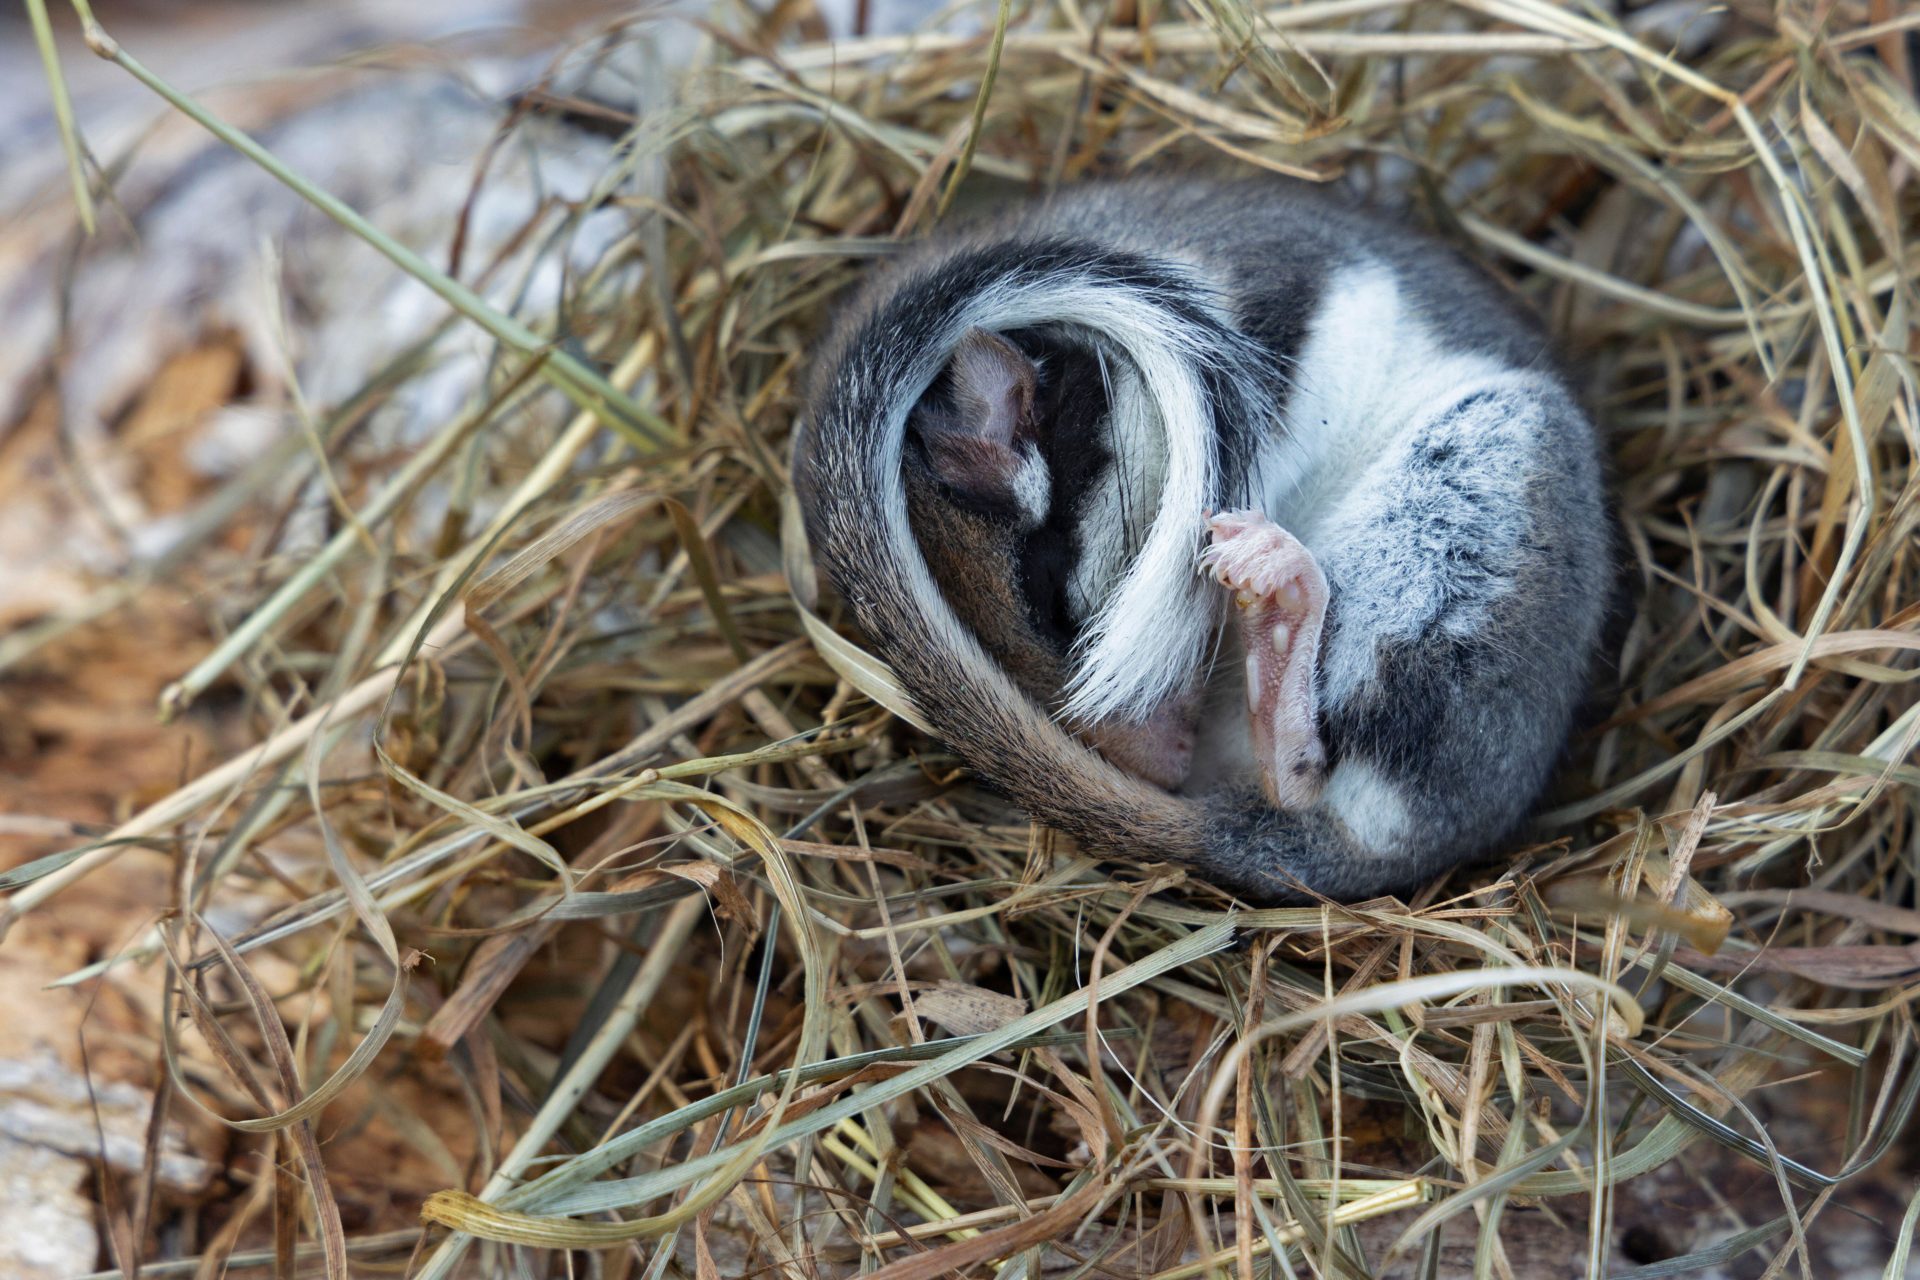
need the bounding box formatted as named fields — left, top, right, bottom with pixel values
left=1200, top=511, right=1330, bottom=809
left=1200, top=511, right=1320, bottom=604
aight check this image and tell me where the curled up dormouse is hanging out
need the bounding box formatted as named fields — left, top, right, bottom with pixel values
left=792, top=177, right=1614, bottom=904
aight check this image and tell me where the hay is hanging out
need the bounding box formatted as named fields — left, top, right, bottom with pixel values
left=7, top=0, right=1919, bottom=1275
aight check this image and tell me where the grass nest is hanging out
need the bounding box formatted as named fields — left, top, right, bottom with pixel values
left=6, top=0, right=1919, bottom=1276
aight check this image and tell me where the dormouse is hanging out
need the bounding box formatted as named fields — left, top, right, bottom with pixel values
left=792, top=177, right=1613, bottom=903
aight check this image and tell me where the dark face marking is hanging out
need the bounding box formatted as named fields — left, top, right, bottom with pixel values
left=904, top=327, right=1116, bottom=700
left=1013, top=336, right=1113, bottom=651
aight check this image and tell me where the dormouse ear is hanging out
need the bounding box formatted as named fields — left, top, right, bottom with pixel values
left=948, top=328, right=1036, bottom=448
left=910, top=329, right=1041, bottom=507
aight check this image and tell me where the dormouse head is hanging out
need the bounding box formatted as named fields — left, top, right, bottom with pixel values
left=903, top=327, right=1105, bottom=678
left=902, top=327, right=1194, bottom=786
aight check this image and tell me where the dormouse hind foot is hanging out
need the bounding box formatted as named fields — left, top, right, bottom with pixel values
left=1200, top=511, right=1329, bottom=809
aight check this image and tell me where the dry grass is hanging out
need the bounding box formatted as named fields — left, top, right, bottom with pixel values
left=5, top=0, right=1920, bottom=1276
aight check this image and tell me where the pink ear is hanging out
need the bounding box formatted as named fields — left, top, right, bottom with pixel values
left=949, top=329, right=1036, bottom=448
left=914, top=330, right=1038, bottom=497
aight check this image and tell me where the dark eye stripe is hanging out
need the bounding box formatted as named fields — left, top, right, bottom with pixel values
left=1010, top=332, right=1114, bottom=651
